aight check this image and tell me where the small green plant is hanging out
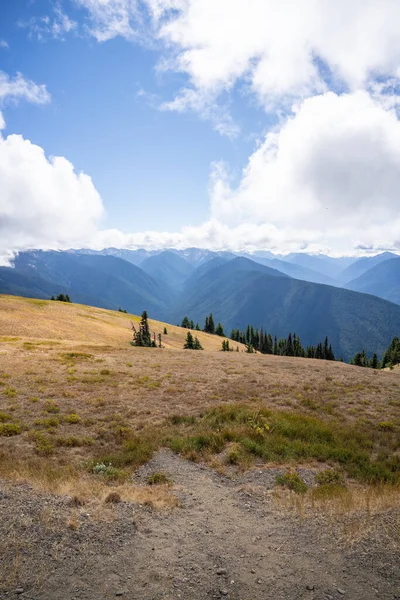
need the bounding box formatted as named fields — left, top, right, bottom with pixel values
left=44, top=401, right=60, bottom=414
left=315, top=468, right=345, bottom=487
left=56, top=435, right=94, bottom=447
left=0, top=423, right=22, bottom=436
left=147, top=472, right=171, bottom=485
left=34, top=417, right=60, bottom=429
left=275, top=471, right=308, bottom=494
left=91, top=462, right=125, bottom=481
left=379, top=421, right=396, bottom=431
left=0, top=412, right=11, bottom=422
left=64, top=413, right=82, bottom=424
left=33, top=433, right=54, bottom=455
left=225, top=444, right=243, bottom=465
left=3, top=387, right=17, bottom=398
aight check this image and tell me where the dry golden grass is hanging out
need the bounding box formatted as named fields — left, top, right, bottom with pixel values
left=0, top=294, right=399, bottom=501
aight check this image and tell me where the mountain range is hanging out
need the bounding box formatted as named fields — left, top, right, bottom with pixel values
left=0, top=247, right=399, bottom=360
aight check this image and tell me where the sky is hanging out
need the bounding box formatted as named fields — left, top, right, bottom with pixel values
left=1, top=0, right=400, bottom=264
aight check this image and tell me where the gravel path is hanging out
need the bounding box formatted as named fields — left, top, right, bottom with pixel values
left=1, top=450, right=399, bottom=600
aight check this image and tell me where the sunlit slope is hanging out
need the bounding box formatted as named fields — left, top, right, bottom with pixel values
left=0, top=294, right=241, bottom=351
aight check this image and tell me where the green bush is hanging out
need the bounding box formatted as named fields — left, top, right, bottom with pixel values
left=315, top=468, right=345, bottom=487
left=0, top=423, right=22, bottom=436
left=275, top=471, right=308, bottom=494
left=147, top=472, right=171, bottom=485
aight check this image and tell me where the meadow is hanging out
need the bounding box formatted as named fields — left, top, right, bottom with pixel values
left=0, top=294, right=399, bottom=505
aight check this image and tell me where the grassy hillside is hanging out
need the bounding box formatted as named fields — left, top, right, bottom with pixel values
left=0, top=294, right=399, bottom=503
left=0, top=295, right=234, bottom=351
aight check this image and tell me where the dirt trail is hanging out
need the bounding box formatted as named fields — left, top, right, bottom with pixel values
left=1, top=450, right=399, bottom=600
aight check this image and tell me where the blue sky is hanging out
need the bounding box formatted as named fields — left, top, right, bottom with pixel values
left=0, top=0, right=265, bottom=232
left=1, top=0, right=400, bottom=261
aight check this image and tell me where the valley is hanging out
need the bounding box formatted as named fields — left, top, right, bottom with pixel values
left=1, top=248, right=400, bottom=361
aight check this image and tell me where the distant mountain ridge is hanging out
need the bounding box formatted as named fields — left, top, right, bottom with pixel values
left=1, top=248, right=400, bottom=360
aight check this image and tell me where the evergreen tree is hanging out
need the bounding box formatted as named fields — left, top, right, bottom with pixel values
left=184, top=331, right=194, bottom=349
left=286, top=333, right=294, bottom=356
left=370, top=353, right=379, bottom=369
left=193, top=336, right=203, bottom=350
left=131, top=311, right=153, bottom=347
left=195, top=323, right=201, bottom=331
left=190, top=320, right=194, bottom=329
left=382, top=337, right=400, bottom=368
left=181, top=316, right=191, bottom=328
left=163, top=327, right=168, bottom=335
left=215, top=322, right=225, bottom=337
left=50, top=295, right=55, bottom=301
left=184, top=332, right=203, bottom=350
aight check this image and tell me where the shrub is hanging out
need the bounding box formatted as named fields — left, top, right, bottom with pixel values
left=315, top=468, right=345, bottom=487
left=379, top=421, right=396, bottom=431
left=33, top=433, right=54, bottom=455
left=64, top=413, right=81, bottom=424
left=91, top=462, right=125, bottom=481
left=34, top=417, right=60, bottom=429
left=147, top=472, right=171, bottom=485
left=275, top=471, right=308, bottom=494
left=0, top=423, right=22, bottom=436
left=0, top=412, right=11, bottom=422
left=44, top=401, right=60, bottom=414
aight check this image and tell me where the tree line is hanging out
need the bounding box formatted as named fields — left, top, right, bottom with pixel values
left=133, top=310, right=400, bottom=369
left=180, top=313, right=225, bottom=336
left=230, top=326, right=335, bottom=360
left=350, top=337, right=400, bottom=369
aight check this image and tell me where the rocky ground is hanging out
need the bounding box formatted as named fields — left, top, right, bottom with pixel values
left=1, top=450, right=399, bottom=600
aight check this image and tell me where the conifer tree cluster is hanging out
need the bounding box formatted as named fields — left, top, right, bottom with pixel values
left=382, top=337, right=400, bottom=368
left=180, top=313, right=224, bottom=336
left=351, top=336, right=400, bottom=369
left=183, top=331, right=203, bottom=350
left=230, top=327, right=335, bottom=361
left=221, top=339, right=233, bottom=351
left=131, top=311, right=162, bottom=348
left=50, top=294, right=71, bottom=303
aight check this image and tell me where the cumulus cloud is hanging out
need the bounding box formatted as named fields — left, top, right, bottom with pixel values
left=0, top=71, right=50, bottom=105
left=3, top=91, right=400, bottom=259
left=89, top=91, right=400, bottom=255
left=76, top=0, right=400, bottom=109
left=0, top=116, right=104, bottom=266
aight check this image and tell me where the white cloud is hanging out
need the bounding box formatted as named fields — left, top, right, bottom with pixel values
left=75, top=0, right=141, bottom=42
left=76, top=0, right=400, bottom=109
left=0, top=40, right=9, bottom=49
left=0, top=118, right=104, bottom=266
left=0, top=71, right=50, bottom=105
left=207, top=91, right=400, bottom=254
left=18, top=3, right=76, bottom=41
left=3, top=91, right=400, bottom=260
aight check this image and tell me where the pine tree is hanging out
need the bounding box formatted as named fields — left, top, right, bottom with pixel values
left=184, top=331, right=194, bottom=349
left=50, top=295, right=55, bottom=301
left=193, top=336, right=203, bottom=350
left=215, top=323, right=225, bottom=337
left=195, top=323, right=201, bottom=331
left=382, top=337, right=400, bottom=368
left=181, top=316, right=190, bottom=328
left=286, top=333, right=294, bottom=356
left=131, top=311, right=153, bottom=347
left=370, top=353, right=379, bottom=369
left=163, top=327, right=168, bottom=335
